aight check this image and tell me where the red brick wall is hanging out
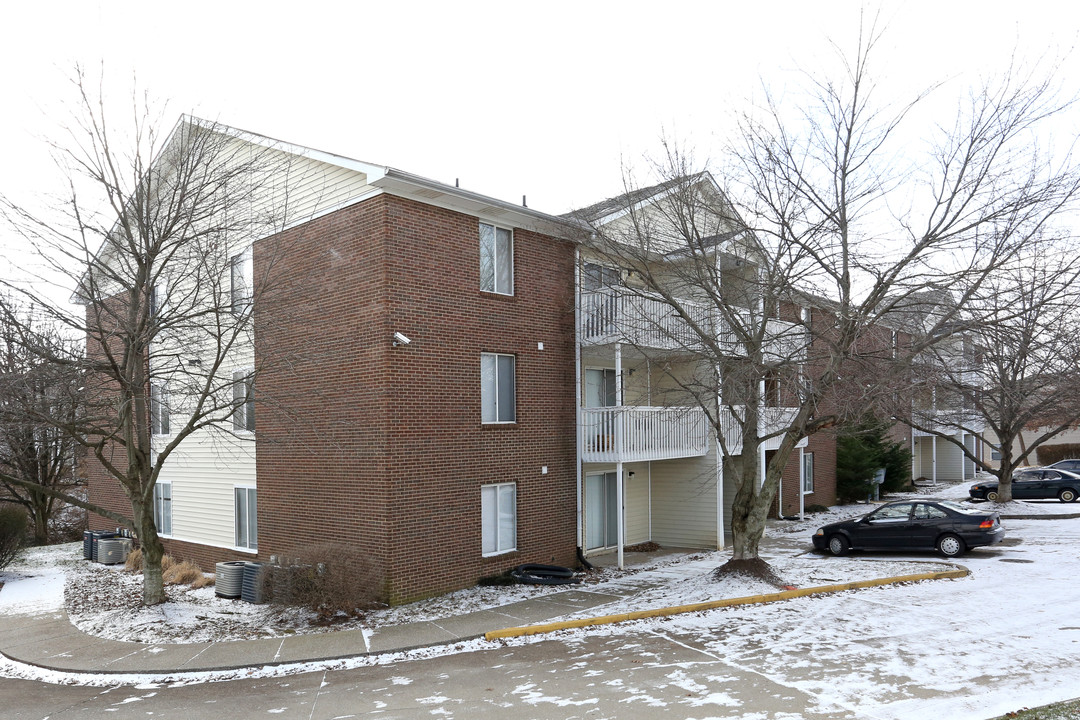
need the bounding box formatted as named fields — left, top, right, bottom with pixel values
left=254, top=195, right=578, bottom=603
left=771, top=431, right=838, bottom=517
left=381, top=200, right=577, bottom=601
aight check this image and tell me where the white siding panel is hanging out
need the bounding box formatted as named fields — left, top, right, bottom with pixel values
left=157, top=428, right=255, bottom=549
left=935, top=438, right=965, bottom=482
left=624, top=462, right=650, bottom=545
left=649, top=449, right=718, bottom=549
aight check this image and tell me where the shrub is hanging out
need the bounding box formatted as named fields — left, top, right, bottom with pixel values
left=0, top=506, right=28, bottom=570
left=266, top=544, right=386, bottom=622
left=837, top=415, right=912, bottom=503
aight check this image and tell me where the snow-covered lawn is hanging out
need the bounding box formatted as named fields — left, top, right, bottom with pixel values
left=0, top=479, right=1062, bottom=647
left=3, top=478, right=1080, bottom=720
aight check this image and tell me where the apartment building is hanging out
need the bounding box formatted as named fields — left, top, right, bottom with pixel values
left=85, top=120, right=838, bottom=601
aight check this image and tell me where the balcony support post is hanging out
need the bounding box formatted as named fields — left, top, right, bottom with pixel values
left=615, top=342, right=625, bottom=570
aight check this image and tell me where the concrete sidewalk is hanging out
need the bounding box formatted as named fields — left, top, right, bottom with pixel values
left=0, top=531, right=955, bottom=677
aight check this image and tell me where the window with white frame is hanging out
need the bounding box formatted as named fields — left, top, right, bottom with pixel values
left=150, top=383, right=170, bottom=436
left=802, top=451, right=814, bottom=493
left=235, top=486, right=257, bottom=550
left=232, top=370, right=255, bottom=432
left=481, top=353, right=515, bottom=423
left=479, top=222, right=513, bottom=295
left=481, top=482, right=516, bottom=556
left=149, top=283, right=164, bottom=318
left=153, top=481, right=172, bottom=536
left=582, top=262, right=622, bottom=291
left=230, top=246, right=254, bottom=314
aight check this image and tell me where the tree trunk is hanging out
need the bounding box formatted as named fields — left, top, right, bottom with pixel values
left=133, top=496, right=167, bottom=605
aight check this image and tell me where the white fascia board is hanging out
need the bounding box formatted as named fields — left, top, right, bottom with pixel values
left=183, top=115, right=388, bottom=182
left=594, top=172, right=726, bottom=228
left=373, top=169, right=592, bottom=241
left=184, top=116, right=591, bottom=240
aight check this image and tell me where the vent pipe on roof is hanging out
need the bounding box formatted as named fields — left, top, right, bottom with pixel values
left=455, top=178, right=459, bottom=187
left=523, top=195, right=527, bottom=208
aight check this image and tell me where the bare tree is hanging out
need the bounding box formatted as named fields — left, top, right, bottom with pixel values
left=0, top=303, right=84, bottom=544
left=580, top=23, right=1080, bottom=566
left=894, top=245, right=1080, bottom=501
left=0, top=70, right=299, bottom=604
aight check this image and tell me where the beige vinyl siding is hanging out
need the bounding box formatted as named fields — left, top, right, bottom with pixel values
left=624, top=462, right=650, bottom=545
left=649, top=449, right=718, bottom=549
left=933, top=437, right=965, bottom=482
left=155, top=428, right=255, bottom=549
left=244, top=145, right=373, bottom=231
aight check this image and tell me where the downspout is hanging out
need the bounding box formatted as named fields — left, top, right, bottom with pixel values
left=574, top=248, right=583, bottom=555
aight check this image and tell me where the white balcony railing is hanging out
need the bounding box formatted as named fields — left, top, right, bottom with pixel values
left=580, top=290, right=713, bottom=350
left=579, top=290, right=807, bottom=360
left=718, top=404, right=807, bottom=453
left=910, top=409, right=986, bottom=437
left=581, top=406, right=710, bottom=463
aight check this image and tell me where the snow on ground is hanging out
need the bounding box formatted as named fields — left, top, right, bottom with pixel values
left=0, top=477, right=1064, bottom=646
left=2, top=479, right=1080, bottom=720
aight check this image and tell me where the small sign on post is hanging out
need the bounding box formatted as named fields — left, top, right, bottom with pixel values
left=872, top=468, right=886, bottom=501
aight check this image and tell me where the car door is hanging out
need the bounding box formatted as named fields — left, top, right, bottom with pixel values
left=1011, top=471, right=1041, bottom=499
left=908, top=503, right=950, bottom=548
left=851, top=503, right=914, bottom=549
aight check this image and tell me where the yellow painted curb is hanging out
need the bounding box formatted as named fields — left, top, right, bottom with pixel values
left=484, top=568, right=969, bottom=641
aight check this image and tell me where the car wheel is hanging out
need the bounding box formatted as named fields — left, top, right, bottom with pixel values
left=937, top=533, right=965, bottom=558
left=1059, top=489, right=1077, bottom=503
left=986, top=490, right=999, bottom=502
left=827, top=535, right=850, bottom=557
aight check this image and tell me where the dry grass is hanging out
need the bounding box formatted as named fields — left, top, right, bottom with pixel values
left=162, top=560, right=203, bottom=586
left=124, top=549, right=213, bottom=588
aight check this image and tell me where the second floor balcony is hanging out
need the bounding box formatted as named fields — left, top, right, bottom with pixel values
left=579, top=289, right=806, bottom=360
left=717, top=404, right=807, bottom=453
left=581, top=405, right=710, bottom=463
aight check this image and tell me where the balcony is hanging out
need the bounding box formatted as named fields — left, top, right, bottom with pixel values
left=580, top=290, right=713, bottom=350
left=910, top=409, right=986, bottom=437
left=579, top=290, right=806, bottom=360
left=580, top=406, right=710, bottom=463
left=718, top=404, right=807, bottom=453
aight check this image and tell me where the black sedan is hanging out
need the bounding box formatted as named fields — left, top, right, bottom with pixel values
left=812, top=500, right=1004, bottom=558
left=969, top=468, right=1080, bottom=503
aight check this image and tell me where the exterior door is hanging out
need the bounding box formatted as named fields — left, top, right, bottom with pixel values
left=585, top=471, right=619, bottom=551
left=585, top=369, right=618, bottom=453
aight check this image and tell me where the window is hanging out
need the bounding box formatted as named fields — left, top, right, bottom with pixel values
left=871, top=503, right=913, bottom=521
left=802, top=451, right=814, bottom=493
left=582, top=262, right=622, bottom=291
left=149, top=283, right=164, bottom=318
left=235, top=486, right=257, bottom=550
left=232, top=370, right=255, bottom=432
left=991, top=445, right=1001, bottom=461
left=150, top=383, right=170, bottom=436
left=914, top=503, right=947, bottom=520
left=230, top=246, right=253, bottom=314
left=481, top=482, right=516, bottom=556
left=479, top=222, right=513, bottom=295
left=481, top=353, right=515, bottom=423
left=153, top=481, right=172, bottom=536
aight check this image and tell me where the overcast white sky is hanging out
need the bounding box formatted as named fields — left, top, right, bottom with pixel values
left=0, top=0, right=1077, bottom=285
